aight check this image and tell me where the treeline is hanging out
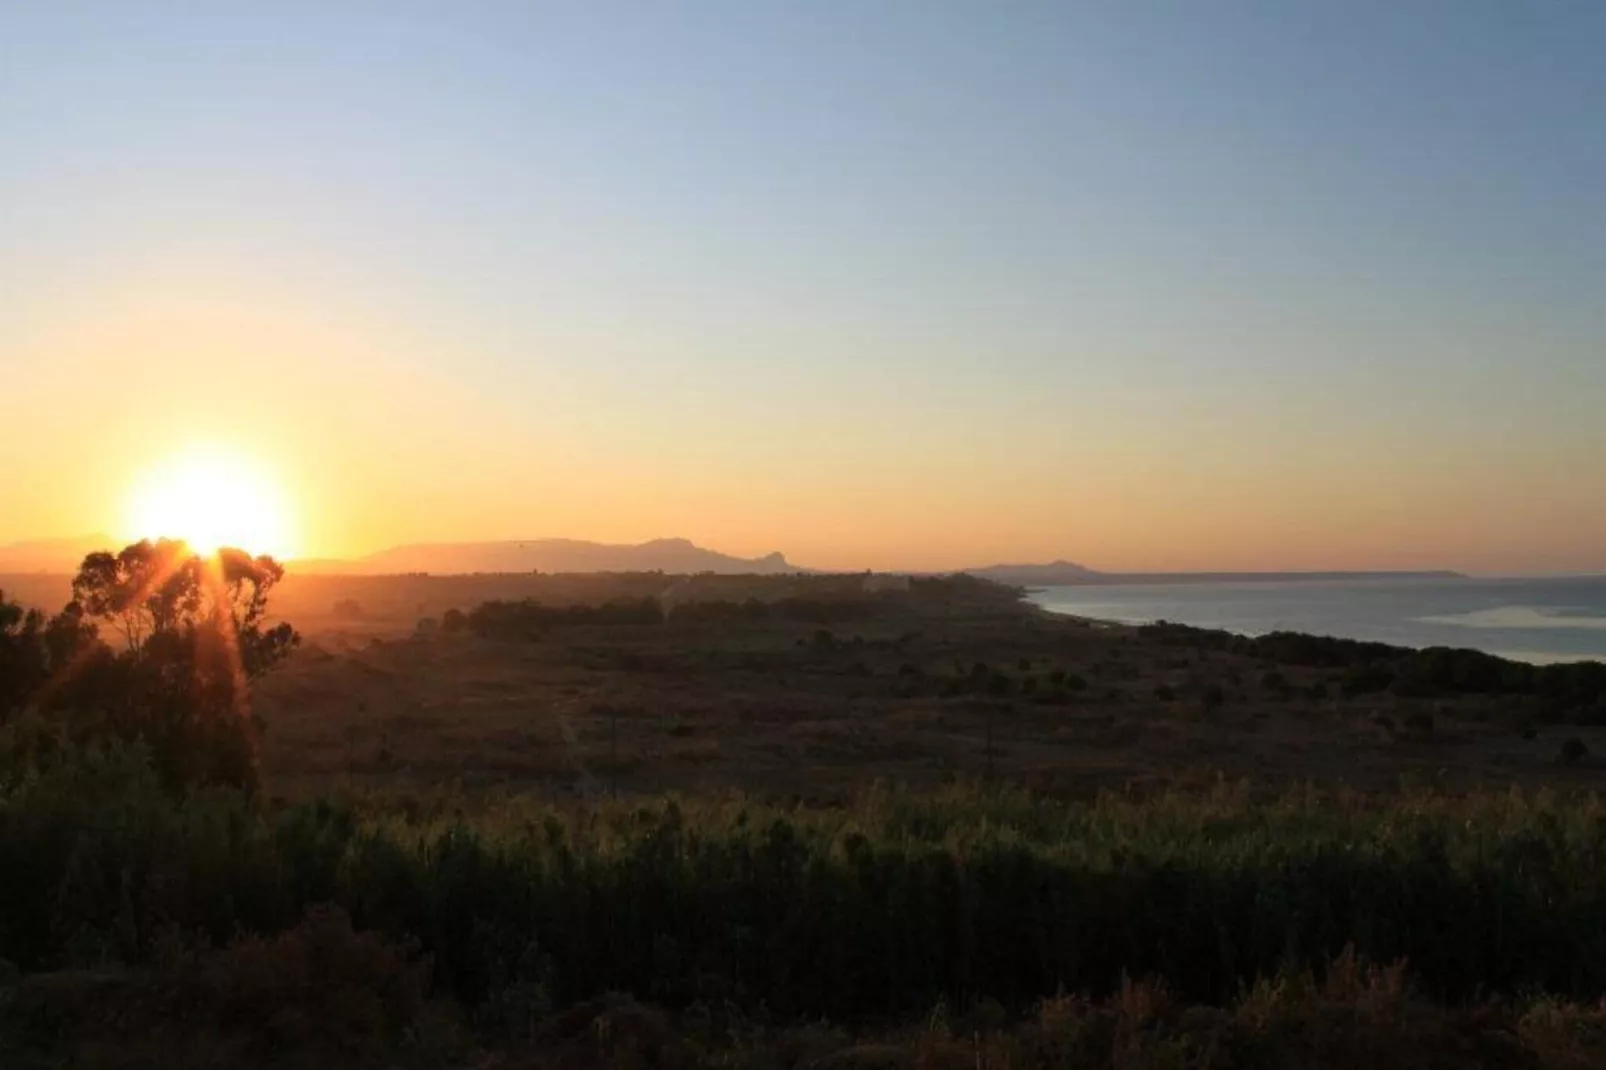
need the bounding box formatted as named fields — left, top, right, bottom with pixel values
left=669, top=596, right=896, bottom=625
left=466, top=597, right=666, bottom=636
left=465, top=594, right=902, bottom=639
left=1140, top=621, right=1606, bottom=720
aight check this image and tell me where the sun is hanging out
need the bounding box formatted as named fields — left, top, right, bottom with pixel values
left=125, top=448, right=297, bottom=559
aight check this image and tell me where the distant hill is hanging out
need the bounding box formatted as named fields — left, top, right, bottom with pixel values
left=292, top=538, right=802, bottom=576
left=962, top=560, right=1101, bottom=585
left=0, top=534, right=114, bottom=574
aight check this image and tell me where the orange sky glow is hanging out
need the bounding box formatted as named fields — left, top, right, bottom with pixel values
left=5, top=6, right=1603, bottom=577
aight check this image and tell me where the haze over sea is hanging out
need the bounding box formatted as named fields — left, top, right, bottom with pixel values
left=1030, top=577, right=1606, bottom=665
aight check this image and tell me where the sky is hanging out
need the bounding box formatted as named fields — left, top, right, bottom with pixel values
left=3, top=1, right=1603, bottom=574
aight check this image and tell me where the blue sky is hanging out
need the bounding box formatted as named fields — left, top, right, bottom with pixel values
left=3, top=2, right=1603, bottom=571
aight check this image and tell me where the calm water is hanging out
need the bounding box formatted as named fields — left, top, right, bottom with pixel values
left=1029, top=577, right=1606, bottom=664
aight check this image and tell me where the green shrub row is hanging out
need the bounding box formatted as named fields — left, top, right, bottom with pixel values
left=8, top=746, right=1606, bottom=1018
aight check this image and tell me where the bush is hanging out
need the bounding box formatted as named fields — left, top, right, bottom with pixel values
left=331, top=598, right=365, bottom=621
left=1342, top=664, right=1396, bottom=697
left=1401, top=712, right=1435, bottom=741
left=469, top=597, right=664, bottom=639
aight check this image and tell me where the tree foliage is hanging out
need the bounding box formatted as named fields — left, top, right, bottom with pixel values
left=0, top=539, right=298, bottom=793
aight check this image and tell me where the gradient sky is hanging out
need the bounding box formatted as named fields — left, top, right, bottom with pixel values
left=4, top=2, right=1603, bottom=573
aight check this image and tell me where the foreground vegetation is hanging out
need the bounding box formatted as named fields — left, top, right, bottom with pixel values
left=10, top=749, right=1606, bottom=1065
left=9, top=546, right=1606, bottom=1065
left=11, top=921, right=1606, bottom=1070
left=10, top=752, right=1606, bottom=1014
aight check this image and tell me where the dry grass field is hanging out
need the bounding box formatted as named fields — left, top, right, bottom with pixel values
left=237, top=572, right=1606, bottom=801
left=9, top=566, right=1597, bottom=802
left=8, top=566, right=1600, bottom=801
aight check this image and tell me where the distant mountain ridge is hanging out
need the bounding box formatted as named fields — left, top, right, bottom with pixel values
left=292, top=537, right=801, bottom=576
left=0, top=534, right=115, bottom=574
left=0, top=535, right=1470, bottom=583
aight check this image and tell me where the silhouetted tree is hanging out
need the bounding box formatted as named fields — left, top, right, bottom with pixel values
left=0, top=593, right=48, bottom=720
left=58, top=539, right=299, bottom=792
left=332, top=598, right=365, bottom=621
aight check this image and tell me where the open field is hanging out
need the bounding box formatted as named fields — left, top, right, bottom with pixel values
left=242, top=572, right=1606, bottom=801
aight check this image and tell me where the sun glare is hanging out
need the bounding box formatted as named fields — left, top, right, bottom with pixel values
left=125, top=449, right=296, bottom=559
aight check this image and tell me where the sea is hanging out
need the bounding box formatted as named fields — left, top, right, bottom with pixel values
left=1028, top=577, right=1606, bottom=665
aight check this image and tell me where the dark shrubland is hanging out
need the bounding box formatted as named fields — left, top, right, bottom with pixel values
left=1140, top=620, right=1606, bottom=722
left=468, top=596, right=666, bottom=637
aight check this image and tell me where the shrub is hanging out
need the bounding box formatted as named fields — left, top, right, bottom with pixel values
left=469, top=597, right=664, bottom=639
left=1402, top=712, right=1435, bottom=740
left=1342, top=664, right=1396, bottom=697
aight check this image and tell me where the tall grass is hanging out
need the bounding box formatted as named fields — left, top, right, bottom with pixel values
left=7, top=747, right=1606, bottom=1019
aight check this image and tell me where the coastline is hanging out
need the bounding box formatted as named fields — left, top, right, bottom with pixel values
left=1027, top=579, right=1606, bottom=667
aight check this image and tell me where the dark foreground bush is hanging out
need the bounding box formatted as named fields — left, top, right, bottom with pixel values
left=12, top=753, right=1606, bottom=1022
left=11, top=932, right=1606, bottom=1069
